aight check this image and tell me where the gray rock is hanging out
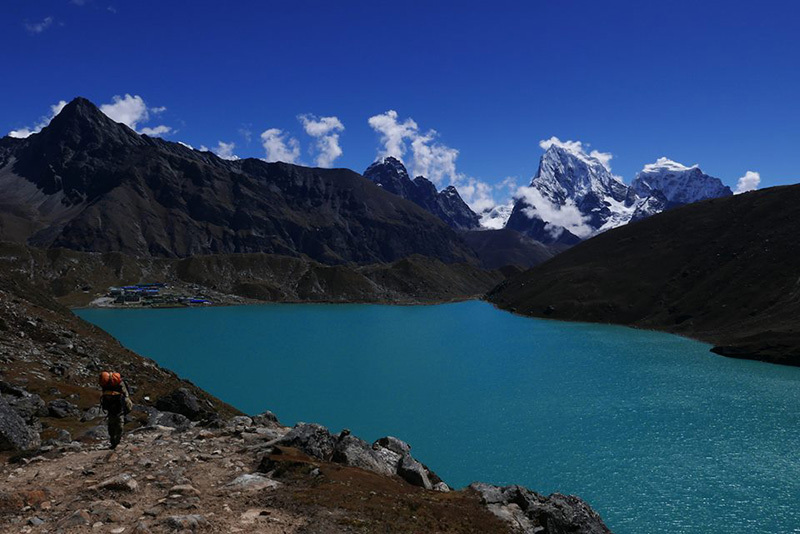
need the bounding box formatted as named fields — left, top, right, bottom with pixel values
left=168, top=484, right=200, bottom=497
left=373, top=436, right=411, bottom=456
left=332, top=435, right=396, bottom=476
left=60, top=510, right=91, bottom=528
left=433, top=482, right=451, bottom=492
left=225, top=473, right=281, bottom=492
left=0, top=382, right=47, bottom=422
left=0, top=394, right=40, bottom=452
left=155, top=388, right=204, bottom=420
left=81, top=424, right=110, bottom=440
left=469, top=483, right=611, bottom=534
left=81, top=405, right=104, bottom=422
left=88, top=499, right=128, bottom=522
left=47, top=398, right=80, bottom=419
left=91, top=473, right=139, bottom=493
left=251, top=411, right=280, bottom=427
left=397, top=454, right=432, bottom=490
left=277, top=423, right=336, bottom=460
left=163, top=514, right=207, bottom=530
left=137, top=406, right=192, bottom=431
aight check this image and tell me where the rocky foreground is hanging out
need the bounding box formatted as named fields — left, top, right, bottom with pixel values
left=0, top=407, right=610, bottom=533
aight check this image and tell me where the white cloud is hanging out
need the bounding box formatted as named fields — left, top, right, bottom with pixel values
left=201, top=141, right=239, bottom=161
left=139, top=125, right=172, bottom=136
left=99, top=94, right=172, bottom=137
left=735, top=171, right=761, bottom=194
left=299, top=114, right=344, bottom=168
left=458, top=177, right=496, bottom=213
left=25, top=17, right=54, bottom=34
left=367, top=110, right=418, bottom=160
left=368, top=110, right=463, bottom=185
left=539, top=136, right=614, bottom=172
left=516, top=185, right=593, bottom=239
left=8, top=100, right=68, bottom=138
left=368, top=110, right=514, bottom=216
left=409, top=131, right=460, bottom=185
left=497, top=176, right=518, bottom=193
left=260, top=128, right=300, bottom=163
left=239, top=126, right=253, bottom=144
left=641, top=157, right=697, bottom=173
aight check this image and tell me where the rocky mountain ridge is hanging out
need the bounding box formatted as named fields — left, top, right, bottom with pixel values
left=363, top=157, right=482, bottom=230
left=0, top=98, right=477, bottom=265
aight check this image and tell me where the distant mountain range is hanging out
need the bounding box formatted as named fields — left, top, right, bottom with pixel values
left=506, top=145, right=733, bottom=244
left=0, top=98, right=477, bottom=265
left=0, top=96, right=743, bottom=274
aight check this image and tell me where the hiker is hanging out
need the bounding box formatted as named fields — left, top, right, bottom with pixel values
left=99, top=371, right=132, bottom=449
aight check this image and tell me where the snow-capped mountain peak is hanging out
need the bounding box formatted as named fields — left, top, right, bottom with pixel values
left=505, top=145, right=734, bottom=245
left=632, top=158, right=732, bottom=205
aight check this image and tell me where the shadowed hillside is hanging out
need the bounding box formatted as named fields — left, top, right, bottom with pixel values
left=0, top=98, right=476, bottom=265
left=488, top=185, right=800, bottom=366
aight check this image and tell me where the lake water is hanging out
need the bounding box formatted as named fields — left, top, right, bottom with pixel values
left=76, top=301, right=800, bottom=534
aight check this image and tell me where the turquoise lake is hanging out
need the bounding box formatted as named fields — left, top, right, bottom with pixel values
left=76, top=301, right=800, bottom=534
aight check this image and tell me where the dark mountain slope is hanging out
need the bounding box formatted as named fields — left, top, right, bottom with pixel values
left=0, top=98, right=476, bottom=265
left=488, top=185, right=800, bottom=366
left=460, top=228, right=562, bottom=270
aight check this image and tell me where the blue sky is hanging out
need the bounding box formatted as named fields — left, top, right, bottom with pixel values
left=3, top=0, right=799, bottom=209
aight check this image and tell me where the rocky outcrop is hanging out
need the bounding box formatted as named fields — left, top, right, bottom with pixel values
left=273, top=424, right=448, bottom=491
left=0, top=395, right=40, bottom=452
left=154, top=388, right=207, bottom=421
left=470, top=483, right=611, bottom=534
left=364, top=157, right=481, bottom=230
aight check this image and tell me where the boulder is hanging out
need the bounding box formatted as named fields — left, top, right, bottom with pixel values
left=332, top=435, right=396, bottom=476
left=59, top=510, right=91, bottom=528
left=0, top=395, right=40, bottom=452
left=469, top=483, right=611, bottom=534
left=276, top=423, right=336, bottom=460
left=225, top=473, right=281, bottom=492
left=373, top=436, right=411, bottom=456
left=81, top=424, right=109, bottom=441
left=90, top=473, right=139, bottom=493
left=81, top=405, right=104, bottom=422
left=138, top=406, right=192, bottom=431
left=0, top=381, right=47, bottom=422
left=88, top=499, right=128, bottom=522
left=163, top=514, right=207, bottom=530
left=251, top=410, right=280, bottom=427
left=150, top=411, right=192, bottom=432
left=155, top=388, right=204, bottom=420
left=47, top=398, right=80, bottom=419
left=397, top=454, right=432, bottom=490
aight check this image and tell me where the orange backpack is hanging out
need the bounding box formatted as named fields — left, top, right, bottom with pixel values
left=99, top=371, right=122, bottom=389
